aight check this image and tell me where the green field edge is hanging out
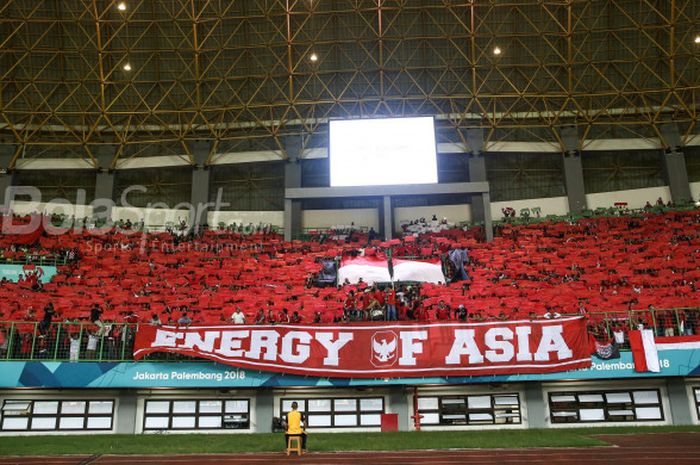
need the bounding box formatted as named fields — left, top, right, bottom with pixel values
left=1, top=425, right=699, bottom=456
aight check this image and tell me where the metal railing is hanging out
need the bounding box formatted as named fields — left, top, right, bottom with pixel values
left=0, top=321, right=139, bottom=362
left=0, top=255, right=70, bottom=267
left=0, top=308, right=697, bottom=362
left=584, top=307, right=698, bottom=349
left=493, top=203, right=700, bottom=227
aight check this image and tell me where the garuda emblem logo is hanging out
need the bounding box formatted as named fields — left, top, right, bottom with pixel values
left=371, top=330, right=398, bottom=367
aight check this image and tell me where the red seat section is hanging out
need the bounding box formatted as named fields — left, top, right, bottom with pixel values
left=0, top=209, right=698, bottom=325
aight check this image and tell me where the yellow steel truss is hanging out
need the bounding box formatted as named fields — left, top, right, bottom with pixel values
left=0, top=0, right=698, bottom=167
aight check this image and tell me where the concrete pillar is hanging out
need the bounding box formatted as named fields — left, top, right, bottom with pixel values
left=482, top=192, right=494, bottom=242
left=377, top=195, right=385, bottom=238
left=284, top=199, right=292, bottom=241
left=0, top=145, right=15, bottom=209
left=659, top=123, right=692, bottom=204
left=562, top=154, right=587, bottom=214
left=468, top=153, right=487, bottom=226
left=284, top=135, right=303, bottom=241
left=468, top=152, right=487, bottom=181
left=94, top=146, right=116, bottom=210
left=663, top=151, right=692, bottom=204
left=0, top=174, right=13, bottom=210
left=190, top=141, right=212, bottom=229
left=95, top=171, right=115, bottom=203
left=665, top=378, right=693, bottom=425
left=284, top=199, right=302, bottom=242
left=467, top=152, right=494, bottom=242
left=559, top=126, right=587, bottom=214
left=93, top=145, right=116, bottom=229
left=255, top=389, right=275, bottom=433
left=383, top=195, right=392, bottom=241
left=388, top=386, right=410, bottom=431
left=115, top=391, right=138, bottom=434
left=466, top=128, right=492, bottom=241
left=524, top=382, right=546, bottom=428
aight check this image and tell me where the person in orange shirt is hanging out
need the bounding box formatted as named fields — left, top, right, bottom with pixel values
left=284, top=402, right=307, bottom=451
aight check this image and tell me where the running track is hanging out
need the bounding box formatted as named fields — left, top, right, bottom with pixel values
left=1, top=433, right=698, bottom=465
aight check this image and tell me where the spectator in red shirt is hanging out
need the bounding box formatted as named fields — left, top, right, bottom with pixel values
left=266, top=308, right=277, bottom=324
left=373, top=286, right=385, bottom=306
left=278, top=308, right=291, bottom=324
left=414, top=302, right=430, bottom=321
left=343, top=291, right=356, bottom=320
left=396, top=299, right=408, bottom=321
left=17, top=274, right=29, bottom=289
left=435, top=300, right=451, bottom=320
left=359, top=289, right=371, bottom=311
left=385, top=288, right=397, bottom=321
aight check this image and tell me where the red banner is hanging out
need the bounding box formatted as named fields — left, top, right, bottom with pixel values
left=133, top=316, right=593, bottom=378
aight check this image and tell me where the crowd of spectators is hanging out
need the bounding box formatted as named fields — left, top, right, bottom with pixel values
left=0, top=206, right=698, bottom=359
left=401, top=215, right=453, bottom=235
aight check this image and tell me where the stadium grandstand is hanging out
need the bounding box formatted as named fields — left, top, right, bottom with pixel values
left=0, top=0, right=699, bottom=446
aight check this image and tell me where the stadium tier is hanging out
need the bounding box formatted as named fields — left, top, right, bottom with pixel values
left=0, top=209, right=698, bottom=326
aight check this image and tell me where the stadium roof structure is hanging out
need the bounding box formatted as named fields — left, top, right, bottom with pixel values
left=0, top=0, right=698, bottom=169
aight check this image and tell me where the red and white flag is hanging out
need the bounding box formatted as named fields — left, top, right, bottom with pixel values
left=337, top=256, right=391, bottom=284
left=338, top=256, right=444, bottom=285
left=629, top=329, right=660, bottom=373
left=392, top=258, right=444, bottom=283
left=655, top=335, right=700, bottom=351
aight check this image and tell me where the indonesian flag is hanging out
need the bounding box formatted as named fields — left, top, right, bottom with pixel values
left=338, top=256, right=391, bottom=284
left=392, top=258, right=444, bottom=283
left=338, top=257, right=445, bottom=285
left=655, top=335, right=700, bottom=351
left=629, top=329, right=660, bottom=373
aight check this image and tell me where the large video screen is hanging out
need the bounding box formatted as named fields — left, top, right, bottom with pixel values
left=329, top=117, right=438, bottom=187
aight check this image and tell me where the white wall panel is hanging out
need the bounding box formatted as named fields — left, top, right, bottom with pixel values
left=394, top=204, right=472, bottom=230
left=491, top=196, right=569, bottom=220
left=585, top=186, right=671, bottom=210
left=302, top=209, right=378, bottom=230
left=208, top=211, right=284, bottom=228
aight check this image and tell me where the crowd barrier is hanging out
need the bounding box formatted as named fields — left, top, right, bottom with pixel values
left=0, top=308, right=696, bottom=363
